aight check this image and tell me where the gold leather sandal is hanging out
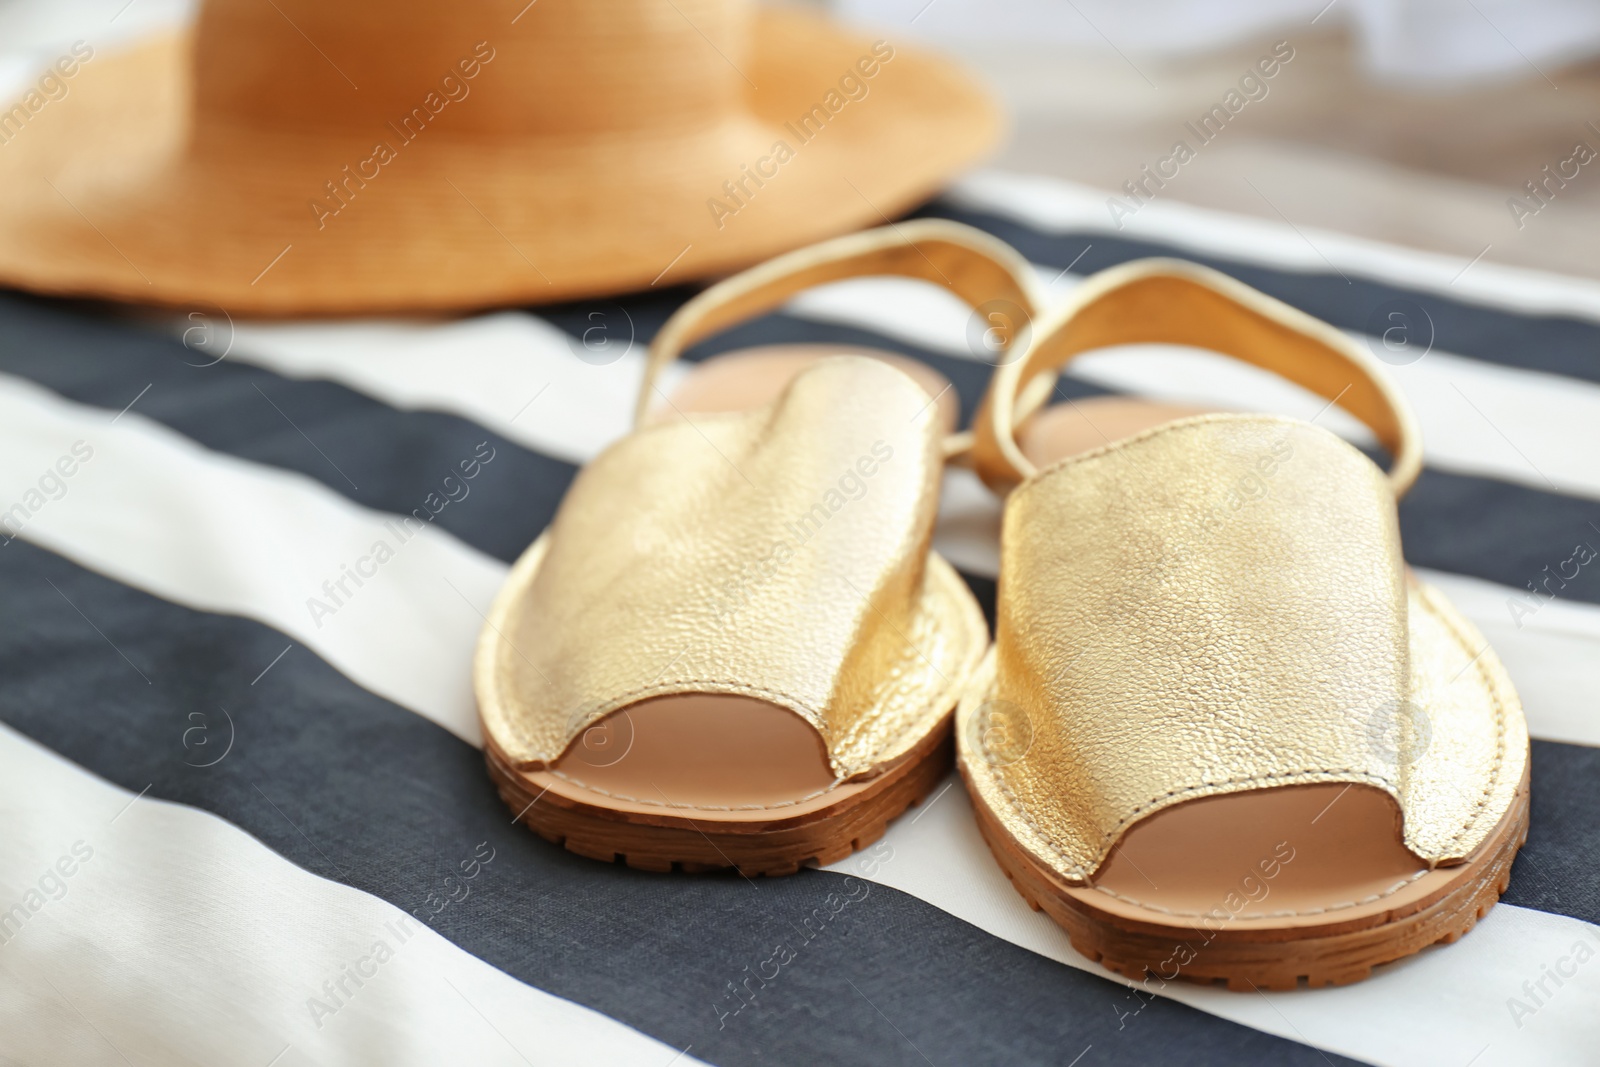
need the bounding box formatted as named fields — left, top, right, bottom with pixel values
left=959, top=259, right=1530, bottom=988
left=475, top=221, right=1040, bottom=875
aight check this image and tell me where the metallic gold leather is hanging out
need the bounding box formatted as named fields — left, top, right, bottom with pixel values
left=1400, top=579, right=1527, bottom=862
left=478, top=356, right=988, bottom=779
left=971, top=259, right=1422, bottom=497
left=956, top=413, right=1523, bottom=881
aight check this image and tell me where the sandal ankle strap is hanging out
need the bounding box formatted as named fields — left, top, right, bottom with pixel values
left=635, top=219, right=1044, bottom=458
left=971, top=258, right=1423, bottom=496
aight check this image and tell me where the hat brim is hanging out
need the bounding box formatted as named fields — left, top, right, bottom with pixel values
left=0, top=8, right=1000, bottom=315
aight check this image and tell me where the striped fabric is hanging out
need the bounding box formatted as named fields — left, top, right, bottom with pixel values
left=1, top=172, right=1598, bottom=1067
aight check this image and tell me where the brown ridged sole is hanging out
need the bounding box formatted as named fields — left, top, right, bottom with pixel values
left=486, top=723, right=953, bottom=877
left=966, top=763, right=1530, bottom=991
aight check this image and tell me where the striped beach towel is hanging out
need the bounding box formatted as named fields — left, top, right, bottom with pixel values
left=0, top=172, right=1596, bottom=1066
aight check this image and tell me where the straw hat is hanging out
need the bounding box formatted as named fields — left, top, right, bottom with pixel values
left=0, top=1, right=999, bottom=316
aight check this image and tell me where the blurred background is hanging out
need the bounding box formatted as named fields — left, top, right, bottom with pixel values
left=838, top=0, right=1600, bottom=281
left=3, top=0, right=1595, bottom=280
left=838, top=0, right=1600, bottom=280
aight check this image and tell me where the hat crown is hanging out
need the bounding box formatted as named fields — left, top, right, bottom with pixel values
left=192, top=0, right=750, bottom=134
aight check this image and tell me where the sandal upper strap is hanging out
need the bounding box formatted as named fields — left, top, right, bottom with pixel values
left=971, top=258, right=1423, bottom=496
left=970, top=414, right=1515, bottom=877
left=487, top=357, right=988, bottom=778
left=635, top=219, right=1044, bottom=456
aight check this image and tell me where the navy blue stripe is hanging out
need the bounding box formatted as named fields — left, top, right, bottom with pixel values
left=917, top=201, right=1600, bottom=388
left=0, top=538, right=1367, bottom=1067
left=1398, top=467, right=1600, bottom=607
left=0, top=293, right=568, bottom=563
left=1505, top=740, right=1600, bottom=920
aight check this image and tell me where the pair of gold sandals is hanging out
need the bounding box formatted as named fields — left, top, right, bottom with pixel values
left=473, top=221, right=1529, bottom=991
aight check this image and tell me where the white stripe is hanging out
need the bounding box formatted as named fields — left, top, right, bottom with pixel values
left=1411, top=568, right=1600, bottom=750
left=784, top=273, right=992, bottom=360
left=827, top=769, right=1600, bottom=1067
left=0, top=372, right=501, bottom=745
left=0, top=722, right=704, bottom=1067
left=218, top=311, right=684, bottom=465
left=949, top=169, right=1600, bottom=325
left=1385, top=351, right=1600, bottom=499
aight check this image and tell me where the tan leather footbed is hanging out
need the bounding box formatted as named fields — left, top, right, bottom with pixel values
left=972, top=396, right=1531, bottom=989
left=649, top=345, right=959, bottom=433
left=489, top=346, right=959, bottom=875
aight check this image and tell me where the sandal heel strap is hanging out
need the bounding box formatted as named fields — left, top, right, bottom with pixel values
left=971, top=258, right=1422, bottom=497
left=635, top=219, right=1043, bottom=457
